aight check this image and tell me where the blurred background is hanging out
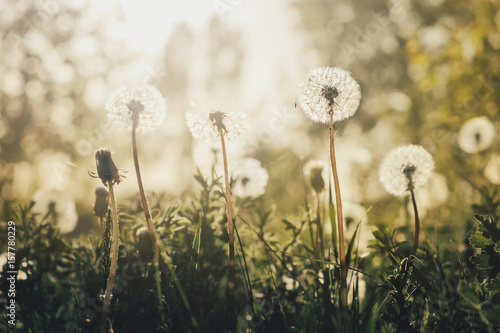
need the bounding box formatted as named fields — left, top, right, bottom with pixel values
left=0, top=0, right=499, bottom=240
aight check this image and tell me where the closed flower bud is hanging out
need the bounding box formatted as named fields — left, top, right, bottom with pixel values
left=136, top=227, right=154, bottom=258
left=304, top=160, right=328, bottom=194
left=90, top=148, right=125, bottom=186
left=93, top=187, right=109, bottom=218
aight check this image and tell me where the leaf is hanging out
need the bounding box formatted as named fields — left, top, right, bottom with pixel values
left=151, top=209, right=160, bottom=220
left=373, top=230, right=388, bottom=245
left=486, top=275, right=500, bottom=294
left=458, top=281, right=479, bottom=305
left=469, top=232, right=494, bottom=249
left=345, top=222, right=360, bottom=268
left=281, top=219, right=296, bottom=231
left=471, top=253, right=492, bottom=270
left=194, top=169, right=208, bottom=188
left=191, top=215, right=203, bottom=270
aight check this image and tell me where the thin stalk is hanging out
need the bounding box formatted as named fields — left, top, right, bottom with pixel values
left=99, top=182, right=119, bottom=333
left=329, top=115, right=348, bottom=333
left=219, top=127, right=236, bottom=333
left=316, top=193, right=325, bottom=259
left=300, top=161, right=316, bottom=258
left=131, top=124, right=159, bottom=255
left=235, top=222, right=254, bottom=311
left=317, top=191, right=334, bottom=332
left=131, top=123, right=163, bottom=320
left=409, top=187, right=420, bottom=255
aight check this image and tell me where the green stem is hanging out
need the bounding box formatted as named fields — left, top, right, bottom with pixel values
left=219, top=128, right=236, bottom=333
left=131, top=125, right=158, bottom=254
left=99, top=182, right=119, bottom=333
left=329, top=115, right=348, bottom=333
left=131, top=124, right=163, bottom=319
left=409, top=187, right=420, bottom=255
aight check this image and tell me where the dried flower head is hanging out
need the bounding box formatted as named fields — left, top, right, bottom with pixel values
left=303, top=159, right=328, bottom=194
left=186, top=109, right=247, bottom=140
left=89, top=148, right=125, bottom=185
left=106, top=85, right=166, bottom=132
left=93, top=187, right=109, bottom=218
left=379, top=144, right=434, bottom=196
left=232, top=158, right=269, bottom=199
left=458, top=116, right=496, bottom=153
left=299, top=66, right=361, bottom=124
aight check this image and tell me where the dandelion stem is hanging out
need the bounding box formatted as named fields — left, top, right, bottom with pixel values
left=409, top=187, right=420, bottom=255
left=329, top=115, right=348, bottom=333
left=131, top=124, right=158, bottom=255
left=218, top=127, right=236, bottom=333
left=99, top=182, right=119, bottom=333
left=316, top=193, right=325, bottom=259
left=131, top=123, right=163, bottom=320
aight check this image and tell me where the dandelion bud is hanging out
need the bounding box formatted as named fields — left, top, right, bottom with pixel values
left=136, top=227, right=154, bottom=258
left=92, top=148, right=124, bottom=186
left=304, top=160, right=328, bottom=194
left=93, top=187, right=109, bottom=218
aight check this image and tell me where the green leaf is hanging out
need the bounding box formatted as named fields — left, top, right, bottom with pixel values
left=458, top=281, right=479, bottom=305
left=471, top=253, right=492, bottom=270
left=345, top=222, right=360, bottom=268
left=281, top=219, right=297, bottom=230
left=151, top=209, right=160, bottom=220
left=191, top=215, right=203, bottom=270
left=486, top=275, right=500, bottom=294
left=495, top=241, right=500, bottom=254
left=469, top=232, right=493, bottom=249
left=373, top=230, right=387, bottom=245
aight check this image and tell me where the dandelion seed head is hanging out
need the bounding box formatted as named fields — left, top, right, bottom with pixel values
left=186, top=109, right=247, bottom=141
left=32, top=188, right=78, bottom=233
left=458, top=116, right=496, bottom=153
left=106, top=85, right=166, bottom=132
left=485, top=154, right=500, bottom=184
left=379, top=144, right=434, bottom=196
left=303, top=159, right=328, bottom=194
left=232, top=158, right=269, bottom=199
left=299, top=66, right=361, bottom=124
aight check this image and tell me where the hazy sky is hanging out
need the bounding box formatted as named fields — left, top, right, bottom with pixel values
left=89, top=0, right=313, bottom=107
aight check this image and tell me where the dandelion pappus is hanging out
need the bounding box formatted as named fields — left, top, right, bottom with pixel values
left=209, top=110, right=228, bottom=135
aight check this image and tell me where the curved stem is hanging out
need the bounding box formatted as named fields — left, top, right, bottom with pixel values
left=219, top=128, right=236, bottom=333
left=131, top=126, right=158, bottom=252
left=131, top=125, right=163, bottom=321
left=329, top=115, right=348, bottom=333
left=99, top=183, right=119, bottom=333
left=409, top=187, right=420, bottom=255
